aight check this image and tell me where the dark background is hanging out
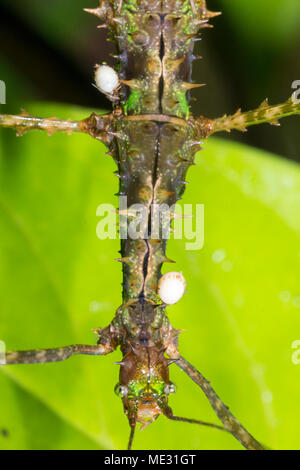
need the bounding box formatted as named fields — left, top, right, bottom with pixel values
left=0, top=0, right=299, bottom=161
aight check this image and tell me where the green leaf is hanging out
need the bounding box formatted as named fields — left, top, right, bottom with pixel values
left=0, top=103, right=299, bottom=450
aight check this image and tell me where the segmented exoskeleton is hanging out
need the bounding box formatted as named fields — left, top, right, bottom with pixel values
left=1, top=0, right=300, bottom=450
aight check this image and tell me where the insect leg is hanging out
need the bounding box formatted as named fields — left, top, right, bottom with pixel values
left=2, top=344, right=108, bottom=365
left=157, top=398, right=229, bottom=434
left=163, top=409, right=229, bottom=434
left=207, top=96, right=300, bottom=134
left=174, top=355, right=265, bottom=450
left=1, top=322, right=122, bottom=365
left=0, top=111, right=117, bottom=144
left=0, top=113, right=83, bottom=136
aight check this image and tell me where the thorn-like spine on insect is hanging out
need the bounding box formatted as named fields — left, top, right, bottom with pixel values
left=112, top=17, right=123, bottom=25
left=83, top=7, right=103, bottom=18
left=206, top=10, right=222, bottom=19
left=188, top=140, right=204, bottom=147
left=181, top=82, right=206, bottom=91
left=115, top=257, right=132, bottom=265
left=120, top=79, right=141, bottom=90
left=167, top=57, right=185, bottom=72
left=162, top=256, right=176, bottom=264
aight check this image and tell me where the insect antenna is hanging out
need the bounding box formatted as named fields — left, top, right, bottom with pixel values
left=127, top=424, right=136, bottom=451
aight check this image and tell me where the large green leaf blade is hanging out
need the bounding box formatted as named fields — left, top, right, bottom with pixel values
left=0, top=103, right=299, bottom=449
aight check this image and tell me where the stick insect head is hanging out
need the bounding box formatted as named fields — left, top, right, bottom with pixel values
left=114, top=344, right=177, bottom=449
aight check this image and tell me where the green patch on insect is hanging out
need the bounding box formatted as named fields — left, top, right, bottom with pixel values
left=176, top=91, right=190, bottom=119
left=124, top=89, right=143, bottom=114
left=127, top=379, right=166, bottom=397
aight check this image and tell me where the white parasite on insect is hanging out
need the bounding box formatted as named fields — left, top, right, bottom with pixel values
left=158, top=272, right=187, bottom=305
left=94, top=64, right=120, bottom=100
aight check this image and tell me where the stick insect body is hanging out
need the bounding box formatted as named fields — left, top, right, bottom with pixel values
left=1, top=0, right=300, bottom=450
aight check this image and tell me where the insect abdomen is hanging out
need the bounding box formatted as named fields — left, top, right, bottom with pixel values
left=105, top=0, right=211, bottom=312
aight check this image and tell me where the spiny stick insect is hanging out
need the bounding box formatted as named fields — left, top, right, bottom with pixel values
left=0, top=0, right=300, bottom=451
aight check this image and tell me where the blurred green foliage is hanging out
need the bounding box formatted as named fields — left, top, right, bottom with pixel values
left=0, top=103, right=299, bottom=449
left=221, top=0, right=300, bottom=47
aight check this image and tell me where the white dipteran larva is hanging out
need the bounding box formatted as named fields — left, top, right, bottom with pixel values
left=94, top=64, right=119, bottom=97
left=158, top=272, right=186, bottom=305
